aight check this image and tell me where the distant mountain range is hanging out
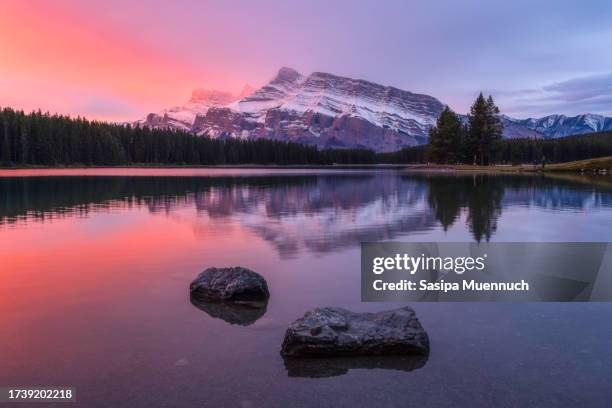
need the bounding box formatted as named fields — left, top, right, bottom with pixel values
left=135, top=67, right=612, bottom=152
left=502, top=114, right=612, bottom=138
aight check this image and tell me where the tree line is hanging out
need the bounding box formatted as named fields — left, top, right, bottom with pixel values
left=1, top=105, right=611, bottom=167
left=493, top=132, right=612, bottom=164
left=388, top=130, right=612, bottom=165
left=0, top=108, right=375, bottom=166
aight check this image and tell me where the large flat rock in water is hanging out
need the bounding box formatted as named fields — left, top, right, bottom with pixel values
left=189, top=267, right=269, bottom=304
left=281, top=306, right=429, bottom=357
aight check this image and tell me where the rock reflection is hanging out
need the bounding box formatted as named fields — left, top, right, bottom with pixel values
left=190, top=294, right=268, bottom=326
left=282, top=354, right=428, bottom=378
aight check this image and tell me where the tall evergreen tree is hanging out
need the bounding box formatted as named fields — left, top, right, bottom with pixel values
left=466, top=93, right=503, bottom=165
left=426, top=106, right=463, bottom=163
left=484, top=95, right=503, bottom=163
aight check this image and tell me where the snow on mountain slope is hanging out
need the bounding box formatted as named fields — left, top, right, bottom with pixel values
left=225, top=67, right=306, bottom=121
left=231, top=67, right=440, bottom=130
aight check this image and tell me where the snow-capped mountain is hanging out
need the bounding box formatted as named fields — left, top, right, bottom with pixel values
left=138, top=67, right=445, bottom=152
left=135, top=67, right=612, bottom=151
left=503, top=114, right=612, bottom=138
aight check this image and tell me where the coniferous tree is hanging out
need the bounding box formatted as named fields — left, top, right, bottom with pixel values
left=426, top=106, right=463, bottom=163
left=465, top=94, right=484, bottom=164
left=484, top=95, right=503, bottom=163
left=466, top=93, right=503, bottom=165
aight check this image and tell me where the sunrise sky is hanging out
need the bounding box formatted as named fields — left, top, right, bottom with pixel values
left=1, top=0, right=612, bottom=121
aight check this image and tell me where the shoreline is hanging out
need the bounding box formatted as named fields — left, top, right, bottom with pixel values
left=0, top=155, right=610, bottom=174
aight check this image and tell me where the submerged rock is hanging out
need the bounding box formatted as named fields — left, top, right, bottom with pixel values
left=190, top=294, right=267, bottom=326
left=190, top=266, right=270, bottom=304
left=281, top=306, right=429, bottom=357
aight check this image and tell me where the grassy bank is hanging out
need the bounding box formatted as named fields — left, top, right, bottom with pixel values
left=530, top=156, right=612, bottom=172
left=408, top=156, right=612, bottom=173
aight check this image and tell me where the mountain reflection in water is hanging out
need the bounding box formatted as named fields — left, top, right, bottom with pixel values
left=1, top=173, right=611, bottom=254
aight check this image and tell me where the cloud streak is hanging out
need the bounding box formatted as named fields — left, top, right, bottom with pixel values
left=543, top=73, right=612, bottom=102
left=498, top=72, right=612, bottom=118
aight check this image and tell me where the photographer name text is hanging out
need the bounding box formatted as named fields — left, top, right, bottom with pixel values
left=372, top=254, right=529, bottom=293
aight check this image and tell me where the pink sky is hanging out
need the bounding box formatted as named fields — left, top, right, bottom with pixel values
left=1, top=0, right=611, bottom=121
left=0, top=1, right=265, bottom=121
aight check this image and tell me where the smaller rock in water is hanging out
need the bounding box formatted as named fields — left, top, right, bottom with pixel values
left=281, top=306, right=429, bottom=357
left=190, top=267, right=270, bottom=304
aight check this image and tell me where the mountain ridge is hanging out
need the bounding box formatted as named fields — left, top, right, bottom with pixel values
left=135, top=67, right=612, bottom=152
left=502, top=114, right=612, bottom=138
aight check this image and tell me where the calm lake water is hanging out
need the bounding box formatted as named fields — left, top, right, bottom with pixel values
left=1, top=168, right=611, bottom=407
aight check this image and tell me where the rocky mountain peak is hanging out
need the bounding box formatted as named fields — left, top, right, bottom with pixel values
left=274, top=67, right=303, bottom=83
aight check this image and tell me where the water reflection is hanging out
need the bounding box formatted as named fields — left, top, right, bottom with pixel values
left=282, top=354, right=428, bottom=378
left=426, top=175, right=504, bottom=242
left=1, top=173, right=611, bottom=249
left=190, top=294, right=268, bottom=326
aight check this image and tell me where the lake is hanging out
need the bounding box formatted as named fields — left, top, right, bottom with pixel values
left=1, top=169, right=611, bottom=407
